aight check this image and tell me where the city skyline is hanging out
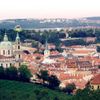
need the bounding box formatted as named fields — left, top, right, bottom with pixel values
left=0, top=0, right=100, bottom=20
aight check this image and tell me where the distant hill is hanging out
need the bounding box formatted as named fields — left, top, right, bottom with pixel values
left=0, top=17, right=100, bottom=29
left=86, top=17, right=100, bottom=20
left=0, top=80, right=72, bottom=100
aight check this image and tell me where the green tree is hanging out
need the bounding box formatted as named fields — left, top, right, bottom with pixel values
left=48, top=75, right=60, bottom=89
left=63, top=83, right=76, bottom=95
left=0, top=66, right=5, bottom=79
left=5, top=66, right=18, bottom=80
left=75, top=87, right=93, bottom=100
left=18, top=65, right=32, bottom=82
left=97, top=46, right=100, bottom=52
left=37, top=70, right=49, bottom=84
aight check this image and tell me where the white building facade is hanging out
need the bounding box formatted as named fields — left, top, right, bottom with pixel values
left=0, top=33, right=22, bottom=68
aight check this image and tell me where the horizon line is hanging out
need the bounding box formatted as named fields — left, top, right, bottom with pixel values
left=1, top=16, right=100, bottom=21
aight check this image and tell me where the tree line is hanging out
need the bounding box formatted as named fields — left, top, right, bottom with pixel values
left=0, top=65, right=100, bottom=99
left=0, top=65, right=32, bottom=82
left=1, top=28, right=100, bottom=47
left=0, top=64, right=76, bottom=95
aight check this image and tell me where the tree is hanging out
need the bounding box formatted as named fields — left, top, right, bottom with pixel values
left=75, top=87, right=94, bottom=100
left=37, top=70, right=49, bottom=84
left=98, top=65, right=100, bottom=69
left=48, top=75, right=60, bottom=89
left=5, top=66, right=18, bottom=80
left=36, top=90, right=50, bottom=100
left=18, top=65, right=32, bottom=82
left=63, top=83, right=76, bottom=95
left=0, top=66, right=5, bottom=79
left=97, top=46, right=100, bottom=52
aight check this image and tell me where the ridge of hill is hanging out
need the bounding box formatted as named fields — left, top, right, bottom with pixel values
left=0, top=16, right=100, bottom=29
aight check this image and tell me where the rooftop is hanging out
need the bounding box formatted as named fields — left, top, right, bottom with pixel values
left=91, top=74, right=100, bottom=85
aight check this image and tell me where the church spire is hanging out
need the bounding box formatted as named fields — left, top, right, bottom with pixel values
left=16, top=32, right=20, bottom=41
left=93, top=28, right=95, bottom=35
left=45, top=39, right=48, bottom=50
left=4, top=33, right=8, bottom=41
left=44, top=38, right=50, bottom=58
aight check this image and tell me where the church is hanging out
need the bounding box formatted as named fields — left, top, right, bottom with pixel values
left=0, top=33, right=22, bottom=68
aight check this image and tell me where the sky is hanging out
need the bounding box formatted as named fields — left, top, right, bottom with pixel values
left=0, top=0, right=100, bottom=19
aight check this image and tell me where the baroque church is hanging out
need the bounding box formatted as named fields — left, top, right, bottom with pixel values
left=0, top=33, right=22, bottom=68
left=42, top=40, right=56, bottom=64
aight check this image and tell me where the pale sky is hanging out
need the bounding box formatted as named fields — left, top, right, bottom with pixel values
left=0, top=0, right=100, bottom=19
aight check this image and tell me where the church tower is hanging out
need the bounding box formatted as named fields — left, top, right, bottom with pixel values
left=44, top=39, right=50, bottom=59
left=42, top=39, right=56, bottom=64
left=15, top=33, right=21, bottom=51
left=15, top=33, right=22, bottom=67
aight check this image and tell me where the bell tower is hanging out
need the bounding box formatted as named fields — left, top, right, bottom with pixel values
left=44, top=39, right=50, bottom=59
left=15, top=33, right=22, bottom=67
left=15, top=33, right=21, bottom=51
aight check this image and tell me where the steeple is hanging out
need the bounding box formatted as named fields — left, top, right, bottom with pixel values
left=16, top=32, right=20, bottom=41
left=93, top=28, right=95, bottom=35
left=44, top=38, right=50, bottom=58
left=45, top=39, right=48, bottom=50
left=4, top=33, right=8, bottom=41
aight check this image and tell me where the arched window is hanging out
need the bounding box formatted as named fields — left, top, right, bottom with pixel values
left=19, top=55, right=20, bottom=58
left=18, top=46, right=20, bottom=49
left=3, top=50, right=5, bottom=55
left=10, top=63, right=12, bottom=66
left=97, top=86, right=99, bottom=89
left=8, top=50, right=10, bottom=55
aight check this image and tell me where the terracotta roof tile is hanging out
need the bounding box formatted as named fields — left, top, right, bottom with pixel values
left=91, top=74, right=100, bottom=85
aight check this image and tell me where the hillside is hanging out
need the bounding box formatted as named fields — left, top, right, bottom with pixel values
left=86, top=17, right=100, bottom=20
left=0, top=17, right=100, bottom=29
left=0, top=80, right=72, bottom=100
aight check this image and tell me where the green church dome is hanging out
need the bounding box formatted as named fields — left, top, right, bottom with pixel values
left=0, top=33, right=13, bottom=49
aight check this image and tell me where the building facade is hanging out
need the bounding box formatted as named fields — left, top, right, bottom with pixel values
left=0, top=33, right=22, bottom=68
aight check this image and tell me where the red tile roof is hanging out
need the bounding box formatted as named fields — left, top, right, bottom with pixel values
left=91, top=74, right=100, bottom=85
left=0, top=55, right=14, bottom=59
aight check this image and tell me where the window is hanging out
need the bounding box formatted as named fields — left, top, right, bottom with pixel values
left=10, top=63, right=12, bottom=66
left=97, top=86, right=99, bottom=89
left=18, top=46, right=20, bottom=49
left=92, top=86, right=94, bottom=89
left=6, top=64, right=8, bottom=67
left=3, top=50, right=5, bottom=55
left=19, top=55, right=20, bottom=58
left=8, top=50, right=10, bottom=55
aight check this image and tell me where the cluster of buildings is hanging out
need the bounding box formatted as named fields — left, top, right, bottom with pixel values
left=0, top=32, right=100, bottom=90
left=22, top=40, right=100, bottom=89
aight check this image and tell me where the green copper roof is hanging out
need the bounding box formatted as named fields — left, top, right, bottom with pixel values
left=16, top=33, right=20, bottom=41
left=3, top=33, right=8, bottom=41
